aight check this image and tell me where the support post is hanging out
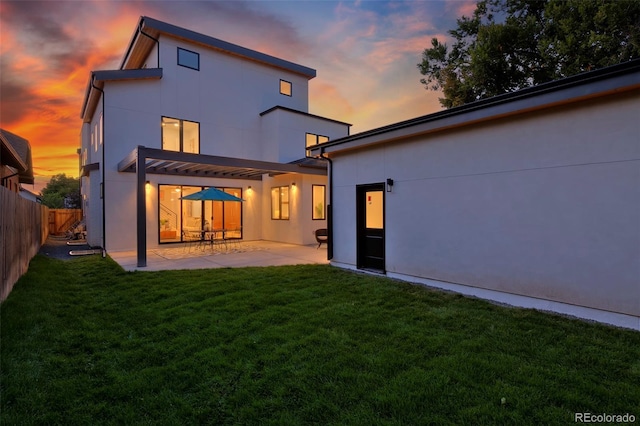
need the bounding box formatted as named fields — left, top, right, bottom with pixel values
left=136, top=146, right=147, bottom=267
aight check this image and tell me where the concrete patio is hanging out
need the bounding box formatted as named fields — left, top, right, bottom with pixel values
left=108, top=240, right=328, bottom=271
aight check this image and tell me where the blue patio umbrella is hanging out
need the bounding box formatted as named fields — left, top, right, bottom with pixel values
left=180, top=187, right=244, bottom=201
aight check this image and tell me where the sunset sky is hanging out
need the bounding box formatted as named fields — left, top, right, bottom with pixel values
left=1, top=0, right=475, bottom=193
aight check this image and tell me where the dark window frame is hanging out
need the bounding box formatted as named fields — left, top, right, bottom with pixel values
left=161, top=116, right=200, bottom=154
left=279, top=79, right=292, bottom=96
left=271, top=186, right=290, bottom=220
left=177, top=47, right=200, bottom=70
left=158, top=184, right=243, bottom=244
left=312, top=184, right=326, bottom=220
left=305, top=132, right=329, bottom=157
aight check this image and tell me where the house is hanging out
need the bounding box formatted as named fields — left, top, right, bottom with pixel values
left=19, top=187, right=41, bottom=203
left=310, top=60, right=640, bottom=330
left=80, top=16, right=350, bottom=266
left=0, top=128, right=34, bottom=192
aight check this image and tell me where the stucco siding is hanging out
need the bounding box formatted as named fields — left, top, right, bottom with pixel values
left=330, top=90, right=640, bottom=317
left=157, top=36, right=310, bottom=161
left=260, top=108, right=351, bottom=163
left=260, top=174, right=329, bottom=245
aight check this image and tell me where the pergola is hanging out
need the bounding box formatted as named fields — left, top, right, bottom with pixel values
left=118, top=146, right=327, bottom=266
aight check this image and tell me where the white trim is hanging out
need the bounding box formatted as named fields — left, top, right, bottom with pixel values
left=330, top=262, right=640, bottom=331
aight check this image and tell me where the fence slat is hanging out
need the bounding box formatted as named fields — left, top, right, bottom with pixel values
left=1, top=186, right=50, bottom=301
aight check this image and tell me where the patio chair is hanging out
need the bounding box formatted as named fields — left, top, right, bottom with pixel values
left=223, top=228, right=242, bottom=252
left=182, top=230, right=200, bottom=252
left=315, top=228, right=328, bottom=249
left=210, top=230, right=227, bottom=253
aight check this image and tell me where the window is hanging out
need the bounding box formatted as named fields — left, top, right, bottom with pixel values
left=162, top=117, right=199, bottom=153
left=94, top=123, right=98, bottom=152
left=99, top=114, right=103, bottom=148
left=280, top=79, right=292, bottom=96
left=178, top=47, right=199, bottom=70
left=312, top=185, right=326, bottom=220
left=159, top=185, right=243, bottom=243
left=305, top=133, right=329, bottom=157
left=271, top=186, right=290, bottom=220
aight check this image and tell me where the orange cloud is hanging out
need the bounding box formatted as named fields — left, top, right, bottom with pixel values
left=309, top=80, right=356, bottom=124
left=2, top=0, right=462, bottom=195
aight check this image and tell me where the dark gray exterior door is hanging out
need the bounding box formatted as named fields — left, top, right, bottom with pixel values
left=356, top=183, right=385, bottom=272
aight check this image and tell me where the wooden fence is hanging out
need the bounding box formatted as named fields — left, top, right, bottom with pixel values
left=48, top=209, right=82, bottom=236
left=1, top=186, right=49, bottom=302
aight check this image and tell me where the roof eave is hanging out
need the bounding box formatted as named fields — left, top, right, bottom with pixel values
left=81, top=68, right=163, bottom=122
left=0, top=130, right=30, bottom=172
left=312, top=60, right=640, bottom=156
left=123, top=16, right=316, bottom=79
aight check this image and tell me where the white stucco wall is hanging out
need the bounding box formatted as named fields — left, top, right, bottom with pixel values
left=330, top=90, right=640, bottom=322
left=81, top=105, right=104, bottom=248
left=156, top=36, right=310, bottom=161
left=261, top=173, right=328, bottom=245
left=86, top=32, right=333, bottom=252
left=259, top=108, right=350, bottom=163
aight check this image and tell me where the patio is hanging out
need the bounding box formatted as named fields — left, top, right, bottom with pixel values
left=108, top=240, right=328, bottom=271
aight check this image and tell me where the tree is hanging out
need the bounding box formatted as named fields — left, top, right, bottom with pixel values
left=41, top=173, right=81, bottom=209
left=418, top=0, right=640, bottom=108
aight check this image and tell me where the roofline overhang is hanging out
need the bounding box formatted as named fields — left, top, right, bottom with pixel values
left=260, top=105, right=352, bottom=127
left=120, top=16, right=316, bottom=79
left=0, top=129, right=34, bottom=183
left=118, top=146, right=327, bottom=180
left=311, top=59, right=640, bottom=156
left=81, top=162, right=100, bottom=177
left=81, top=68, right=163, bottom=122
left=0, top=135, right=28, bottom=172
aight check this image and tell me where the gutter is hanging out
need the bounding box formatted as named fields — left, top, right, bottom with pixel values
left=91, top=76, right=106, bottom=251
left=139, top=19, right=160, bottom=66
left=120, top=18, right=160, bottom=70
left=319, top=148, right=333, bottom=260
left=317, top=59, right=640, bottom=152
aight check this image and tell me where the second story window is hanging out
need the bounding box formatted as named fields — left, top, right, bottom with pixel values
left=280, top=79, right=292, bottom=96
left=162, top=117, right=199, bottom=154
left=178, top=47, right=199, bottom=70
left=306, top=132, right=329, bottom=157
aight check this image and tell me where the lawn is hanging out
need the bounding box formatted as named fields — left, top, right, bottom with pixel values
left=1, top=255, right=639, bottom=425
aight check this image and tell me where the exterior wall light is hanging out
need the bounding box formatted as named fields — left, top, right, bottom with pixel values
left=386, top=178, right=394, bottom=192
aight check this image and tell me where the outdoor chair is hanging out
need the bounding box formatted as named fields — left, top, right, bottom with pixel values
left=315, top=228, right=328, bottom=249
left=209, top=230, right=227, bottom=253
left=182, top=230, right=201, bottom=252
left=223, top=228, right=242, bottom=252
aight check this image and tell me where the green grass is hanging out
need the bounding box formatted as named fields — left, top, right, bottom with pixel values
left=1, top=255, right=639, bottom=425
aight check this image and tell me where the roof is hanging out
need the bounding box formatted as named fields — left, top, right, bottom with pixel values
left=81, top=68, right=163, bottom=122
left=311, top=59, right=640, bottom=156
left=121, top=16, right=316, bottom=79
left=0, top=128, right=34, bottom=184
left=260, top=105, right=352, bottom=127
left=118, top=146, right=327, bottom=180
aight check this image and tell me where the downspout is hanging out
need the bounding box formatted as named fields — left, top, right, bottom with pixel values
left=91, top=76, right=106, bottom=250
left=120, top=19, right=160, bottom=70
left=319, top=148, right=333, bottom=260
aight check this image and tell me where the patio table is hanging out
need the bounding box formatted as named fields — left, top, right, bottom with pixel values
left=204, top=229, right=227, bottom=253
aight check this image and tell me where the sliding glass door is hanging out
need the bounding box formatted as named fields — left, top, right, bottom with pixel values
left=158, top=185, right=243, bottom=243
